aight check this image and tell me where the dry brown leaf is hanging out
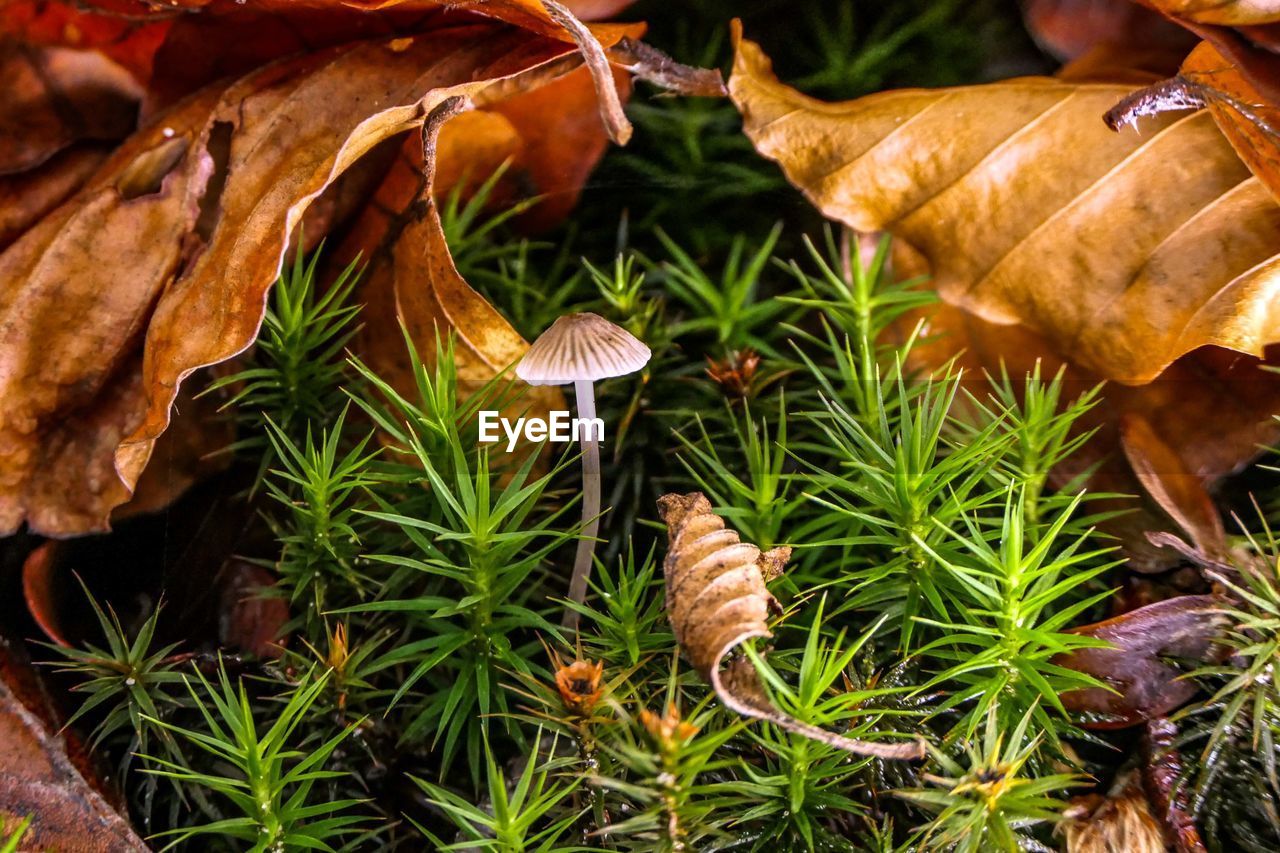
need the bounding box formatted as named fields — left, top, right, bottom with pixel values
left=1180, top=39, right=1280, bottom=196
left=0, top=643, right=146, bottom=851
left=732, top=26, right=1280, bottom=567
left=3, top=0, right=639, bottom=145
left=730, top=25, right=1280, bottom=388
left=0, top=1, right=170, bottom=83
left=1137, top=0, right=1280, bottom=28
left=349, top=96, right=566, bottom=435
left=0, top=40, right=140, bottom=250
left=1054, top=595, right=1221, bottom=727
left=0, top=42, right=139, bottom=176
left=0, top=145, right=109, bottom=252
left=657, top=491, right=924, bottom=760
left=0, top=21, right=623, bottom=537
left=1104, top=4, right=1280, bottom=196
left=896, top=285, right=1280, bottom=570
left=355, top=61, right=631, bottom=240
left=1022, top=0, right=1193, bottom=62
left=1120, top=413, right=1227, bottom=560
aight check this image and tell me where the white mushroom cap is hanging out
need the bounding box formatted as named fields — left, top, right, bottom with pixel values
left=516, top=312, right=651, bottom=386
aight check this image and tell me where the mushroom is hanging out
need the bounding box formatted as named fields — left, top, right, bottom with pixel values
left=516, top=313, right=651, bottom=629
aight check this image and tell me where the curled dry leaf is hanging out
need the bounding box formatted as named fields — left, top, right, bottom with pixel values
left=21, top=541, right=68, bottom=648
left=3, top=0, right=640, bottom=132
left=1054, top=595, right=1222, bottom=727
left=1136, top=0, right=1280, bottom=30
left=0, top=643, right=146, bottom=851
left=657, top=491, right=924, bottom=760
left=0, top=17, right=644, bottom=537
left=1120, top=413, right=1226, bottom=561
left=1110, top=39, right=1280, bottom=206
left=1101, top=5, right=1280, bottom=204
left=340, top=94, right=577, bottom=438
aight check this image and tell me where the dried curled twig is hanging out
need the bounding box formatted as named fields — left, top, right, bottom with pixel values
left=657, top=492, right=924, bottom=760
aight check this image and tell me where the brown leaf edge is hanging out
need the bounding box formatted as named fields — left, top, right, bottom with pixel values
left=0, top=643, right=147, bottom=851
left=109, top=20, right=724, bottom=527
left=657, top=491, right=925, bottom=760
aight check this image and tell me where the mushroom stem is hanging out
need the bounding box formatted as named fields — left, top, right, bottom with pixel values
left=564, top=379, right=601, bottom=630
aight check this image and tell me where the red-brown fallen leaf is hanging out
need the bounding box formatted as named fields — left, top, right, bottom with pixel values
left=0, top=642, right=146, bottom=851
left=657, top=491, right=924, bottom=760
left=0, top=42, right=139, bottom=176
left=0, top=20, right=636, bottom=537
left=0, top=1, right=170, bottom=82
left=483, top=63, right=631, bottom=227
left=1022, top=0, right=1192, bottom=61
left=0, top=145, right=109, bottom=252
left=21, top=541, right=67, bottom=648
left=353, top=60, right=630, bottom=243
left=218, top=558, right=288, bottom=659
left=1055, top=595, right=1222, bottom=727
left=4, top=0, right=640, bottom=125
left=1120, top=413, right=1226, bottom=561
left=142, top=3, right=644, bottom=119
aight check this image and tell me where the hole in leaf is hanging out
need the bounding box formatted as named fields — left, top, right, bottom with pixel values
left=195, top=120, right=233, bottom=241
left=115, top=135, right=188, bottom=200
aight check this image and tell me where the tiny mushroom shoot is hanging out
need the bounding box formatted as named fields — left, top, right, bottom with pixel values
left=516, top=312, right=651, bottom=629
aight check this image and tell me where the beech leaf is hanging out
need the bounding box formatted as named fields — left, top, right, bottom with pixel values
left=0, top=20, right=629, bottom=536
left=730, top=24, right=1280, bottom=387
left=731, top=24, right=1280, bottom=567
left=0, top=646, right=146, bottom=851
left=1109, top=39, right=1280, bottom=206
left=348, top=95, right=566, bottom=436
left=0, top=42, right=139, bottom=176
left=1055, top=595, right=1222, bottom=727
left=657, top=491, right=924, bottom=760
